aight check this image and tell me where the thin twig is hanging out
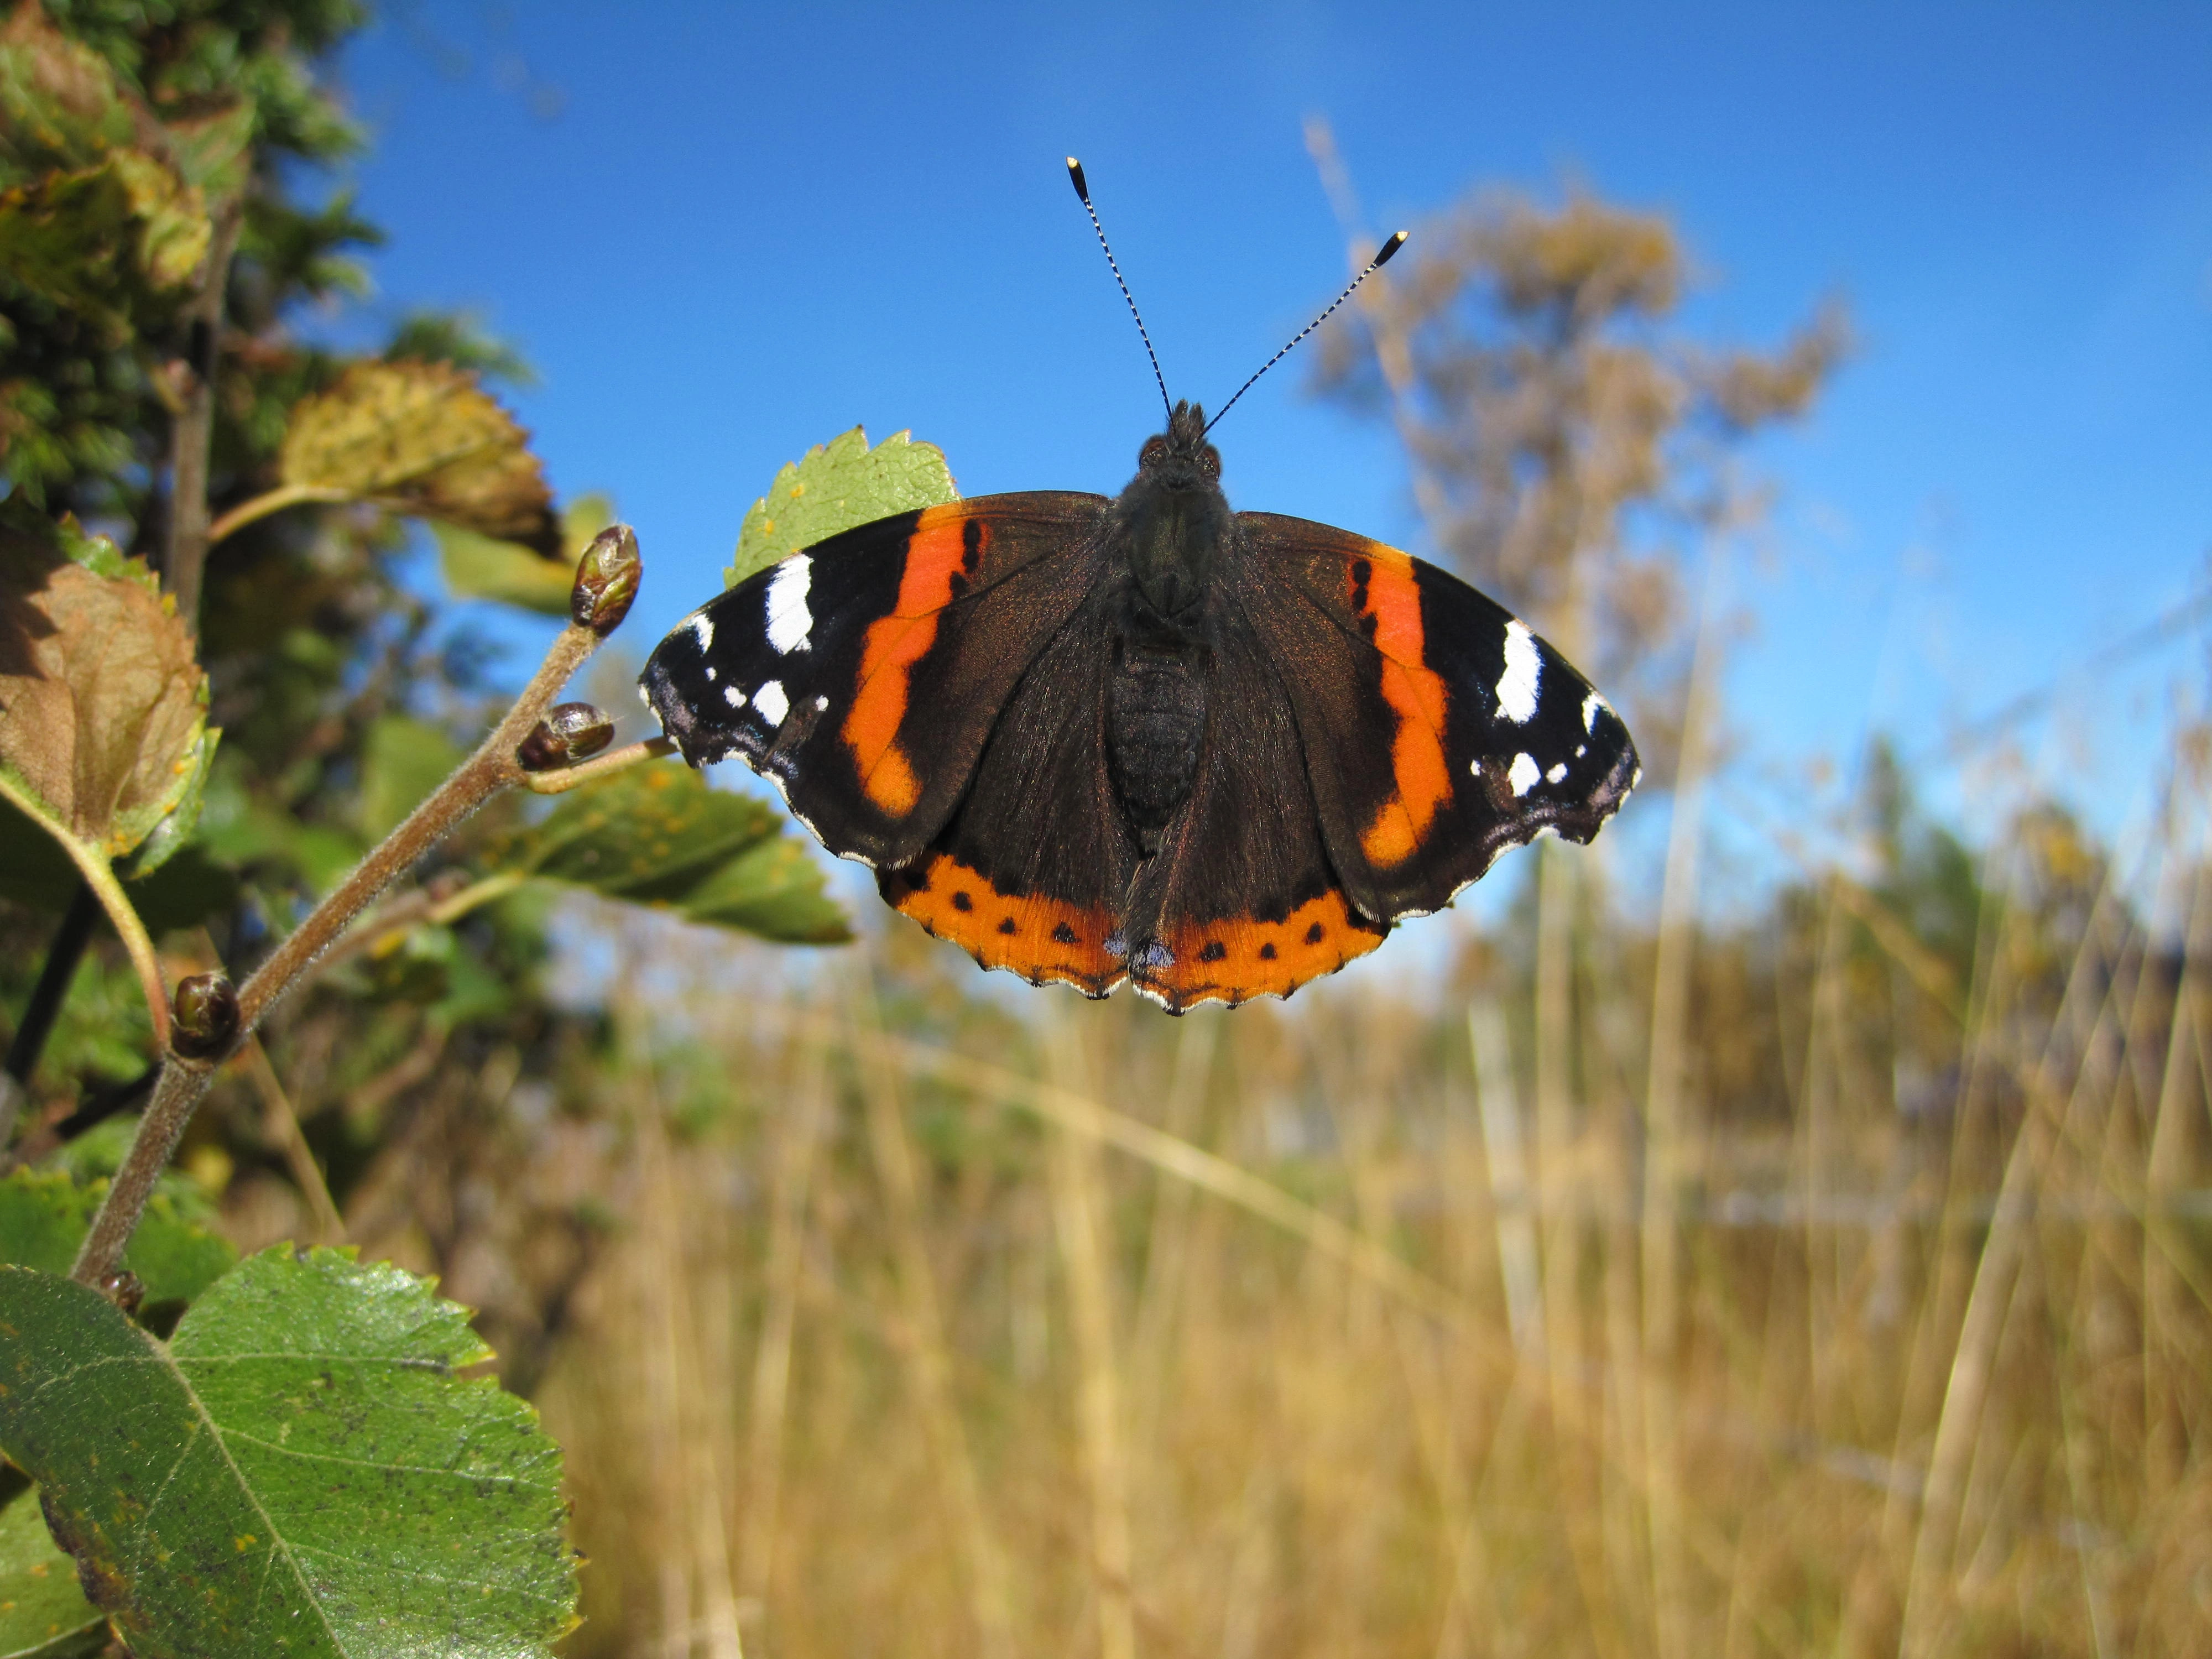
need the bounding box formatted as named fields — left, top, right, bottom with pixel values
left=164, top=202, right=244, bottom=632
left=238, top=1035, right=345, bottom=1244
left=0, top=882, right=102, bottom=1155
left=233, top=620, right=598, bottom=1035
left=70, top=613, right=608, bottom=1285
left=6, top=813, right=175, bottom=1053
left=523, top=735, right=676, bottom=795
left=205, top=482, right=357, bottom=548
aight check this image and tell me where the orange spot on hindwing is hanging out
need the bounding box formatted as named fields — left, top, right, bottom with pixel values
left=1350, top=546, right=1452, bottom=867
left=1136, top=889, right=1387, bottom=1010
left=882, top=852, right=1124, bottom=997
left=841, top=505, right=984, bottom=817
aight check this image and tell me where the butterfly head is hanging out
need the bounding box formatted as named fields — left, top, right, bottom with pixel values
left=1138, top=400, right=1222, bottom=492
left=1118, top=399, right=1230, bottom=625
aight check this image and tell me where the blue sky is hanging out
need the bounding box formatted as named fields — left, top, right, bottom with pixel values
left=329, top=2, right=2212, bottom=903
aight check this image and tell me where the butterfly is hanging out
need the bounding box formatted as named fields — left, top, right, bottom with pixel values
left=639, top=160, right=1639, bottom=1013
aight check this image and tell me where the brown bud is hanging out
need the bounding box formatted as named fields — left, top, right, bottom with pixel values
left=519, top=702, right=616, bottom=771
left=571, top=523, right=641, bottom=635
left=99, top=1269, right=145, bottom=1314
left=170, top=971, right=238, bottom=1061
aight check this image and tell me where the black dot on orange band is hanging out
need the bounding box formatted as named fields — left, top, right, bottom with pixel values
left=952, top=891, right=973, bottom=912
left=998, top=916, right=1017, bottom=935
left=1200, top=940, right=1227, bottom=963
left=1305, top=922, right=1325, bottom=945
left=1053, top=922, right=1078, bottom=945
left=1260, top=942, right=1277, bottom=960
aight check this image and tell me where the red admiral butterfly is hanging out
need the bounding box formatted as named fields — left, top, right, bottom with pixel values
left=641, top=160, right=1639, bottom=1011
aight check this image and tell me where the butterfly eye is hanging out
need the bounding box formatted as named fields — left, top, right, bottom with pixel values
left=1140, top=436, right=1168, bottom=468
left=1199, top=446, right=1221, bottom=481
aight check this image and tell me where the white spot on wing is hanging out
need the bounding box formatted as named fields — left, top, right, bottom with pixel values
left=724, top=685, right=745, bottom=708
left=688, top=612, right=714, bottom=650
left=1497, top=621, right=1541, bottom=723
left=815, top=695, right=829, bottom=711
left=1468, top=758, right=1483, bottom=778
left=1546, top=762, right=1567, bottom=784
left=637, top=685, right=653, bottom=708
left=1582, top=690, right=1606, bottom=732
left=705, top=665, right=716, bottom=681
left=755, top=680, right=789, bottom=727
left=1508, top=752, right=1541, bottom=796
left=765, top=554, right=814, bottom=654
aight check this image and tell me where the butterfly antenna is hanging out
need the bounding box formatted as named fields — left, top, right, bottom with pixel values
left=1067, top=157, right=1172, bottom=424
left=1203, top=229, right=1408, bottom=435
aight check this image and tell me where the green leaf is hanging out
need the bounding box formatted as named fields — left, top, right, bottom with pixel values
left=0, top=1168, right=234, bottom=1312
left=0, top=1250, right=578, bottom=1659
left=681, top=832, right=852, bottom=943
left=502, top=761, right=779, bottom=898
left=0, top=504, right=217, bottom=870
left=280, top=361, right=559, bottom=553
left=354, top=715, right=463, bottom=843
left=434, top=521, right=573, bottom=614
left=490, top=761, right=850, bottom=942
left=729, top=426, right=959, bottom=587
left=436, top=491, right=614, bottom=615
left=0, top=1481, right=103, bottom=1659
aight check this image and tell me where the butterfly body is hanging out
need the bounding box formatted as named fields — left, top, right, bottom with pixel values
left=641, top=399, right=1640, bottom=1013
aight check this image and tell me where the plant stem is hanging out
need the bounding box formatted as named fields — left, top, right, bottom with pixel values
left=0, top=781, right=172, bottom=1051
left=522, top=735, right=675, bottom=795
left=164, top=202, right=243, bottom=632
left=233, top=620, right=598, bottom=1035
left=70, top=617, right=606, bottom=1286
left=204, top=482, right=356, bottom=548
left=239, top=1035, right=344, bottom=1243
left=0, top=882, right=102, bottom=1154
left=69, top=1054, right=209, bottom=1282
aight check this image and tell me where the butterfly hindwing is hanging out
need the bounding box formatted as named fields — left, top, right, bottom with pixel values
left=1236, top=512, right=1640, bottom=921
left=641, top=494, right=1109, bottom=867
left=1116, top=599, right=1389, bottom=1010
left=880, top=589, right=1138, bottom=997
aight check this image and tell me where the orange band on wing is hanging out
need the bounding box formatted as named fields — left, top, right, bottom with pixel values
left=1136, top=889, right=1387, bottom=1011
left=841, top=505, right=984, bottom=817
left=885, top=852, right=1124, bottom=997
left=1352, top=545, right=1452, bottom=867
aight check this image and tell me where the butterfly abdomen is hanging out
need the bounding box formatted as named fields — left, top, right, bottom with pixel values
left=1106, top=638, right=1207, bottom=855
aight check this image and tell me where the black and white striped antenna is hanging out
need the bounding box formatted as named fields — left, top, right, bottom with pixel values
left=1203, top=228, right=1406, bottom=435
left=1066, top=157, right=1172, bottom=424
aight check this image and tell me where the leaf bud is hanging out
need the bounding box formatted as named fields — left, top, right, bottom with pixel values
left=171, top=971, right=239, bottom=1061
left=98, top=1269, right=145, bottom=1314
left=571, top=523, right=641, bottom=635
left=519, top=702, right=616, bottom=771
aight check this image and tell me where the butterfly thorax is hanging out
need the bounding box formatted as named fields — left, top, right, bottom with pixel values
left=1103, top=400, right=1229, bottom=854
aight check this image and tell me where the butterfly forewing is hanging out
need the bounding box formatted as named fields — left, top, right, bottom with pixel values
left=640, top=494, right=1110, bottom=868
left=1236, top=513, right=1639, bottom=921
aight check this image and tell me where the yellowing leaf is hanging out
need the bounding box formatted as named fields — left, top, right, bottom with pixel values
left=0, top=148, right=209, bottom=329
left=0, top=507, right=217, bottom=865
left=435, top=494, right=612, bottom=616
left=280, top=361, right=559, bottom=552
left=0, top=3, right=143, bottom=178
left=729, top=426, right=958, bottom=587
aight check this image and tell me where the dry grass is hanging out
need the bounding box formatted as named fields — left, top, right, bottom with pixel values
left=524, top=764, right=2212, bottom=1658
